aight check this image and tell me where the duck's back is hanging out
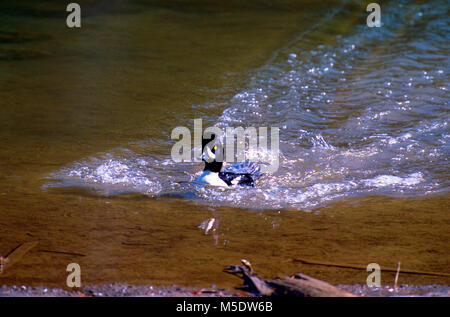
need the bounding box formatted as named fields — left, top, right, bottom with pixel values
left=219, top=160, right=262, bottom=187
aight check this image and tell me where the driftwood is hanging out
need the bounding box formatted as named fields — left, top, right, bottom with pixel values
left=225, top=260, right=357, bottom=297
left=268, top=274, right=356, bottom=297
left=225, top=263, right=275, bottom=296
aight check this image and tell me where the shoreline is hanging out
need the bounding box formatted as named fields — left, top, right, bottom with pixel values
left=0, top=283, right=448, bottom=297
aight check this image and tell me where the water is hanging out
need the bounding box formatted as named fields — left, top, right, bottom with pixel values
left=44, top=0, right=449, bottom=210
left=0, top=0, right=449, bottom=288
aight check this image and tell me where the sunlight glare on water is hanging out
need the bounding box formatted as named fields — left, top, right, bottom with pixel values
left=45, top=0, right=449, bottom=211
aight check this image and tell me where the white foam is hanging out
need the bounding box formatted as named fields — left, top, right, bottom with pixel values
left=362, top=173, right=424, bottom=188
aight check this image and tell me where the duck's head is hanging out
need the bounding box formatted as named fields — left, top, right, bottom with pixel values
left=201, top=133, right=223, bottom=172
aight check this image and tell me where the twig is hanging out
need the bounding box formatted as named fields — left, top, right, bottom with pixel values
left=394, top=262, right=401, bottom=292
left=121, top=242, right=152, bottom=246
left=0, top=241, right=38, bottom=274
left=38, top=249, right=86, bottom=257
left=293, top=257, right=450, bottom=277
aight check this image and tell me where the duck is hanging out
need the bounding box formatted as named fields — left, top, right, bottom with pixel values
left=195, top=134, right=261, bottom=187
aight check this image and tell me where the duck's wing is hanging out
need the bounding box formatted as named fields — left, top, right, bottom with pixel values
left=222, top=160, right=262, bottom=177
left=218, top=172, right=255, bottom=187
left=219, top=160, right=263, bottom=187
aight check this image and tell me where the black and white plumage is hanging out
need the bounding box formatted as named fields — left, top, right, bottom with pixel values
left=195, top=134, right=261, bottom=187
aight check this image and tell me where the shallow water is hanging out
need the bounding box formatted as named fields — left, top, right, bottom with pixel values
left=0, top=0, right=449, bottom=288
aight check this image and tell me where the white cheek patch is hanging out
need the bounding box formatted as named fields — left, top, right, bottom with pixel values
left=206, top=146, right=216, bottom=161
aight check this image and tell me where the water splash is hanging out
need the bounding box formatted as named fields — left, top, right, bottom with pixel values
left=44, top=0, right=449, bottom=210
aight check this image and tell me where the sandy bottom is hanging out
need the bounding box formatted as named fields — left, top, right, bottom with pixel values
left=1, top=195, right=449, bottom=290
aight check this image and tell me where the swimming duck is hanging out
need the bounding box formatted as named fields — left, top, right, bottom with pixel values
left=195, top=134, right=261, bottom=187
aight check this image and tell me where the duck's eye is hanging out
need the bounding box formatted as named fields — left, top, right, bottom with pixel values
left=213, top=146, right=217, bottom=152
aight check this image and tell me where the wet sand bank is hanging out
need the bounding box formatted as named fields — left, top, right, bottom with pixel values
left=1, top=283, right=449, bottom=297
